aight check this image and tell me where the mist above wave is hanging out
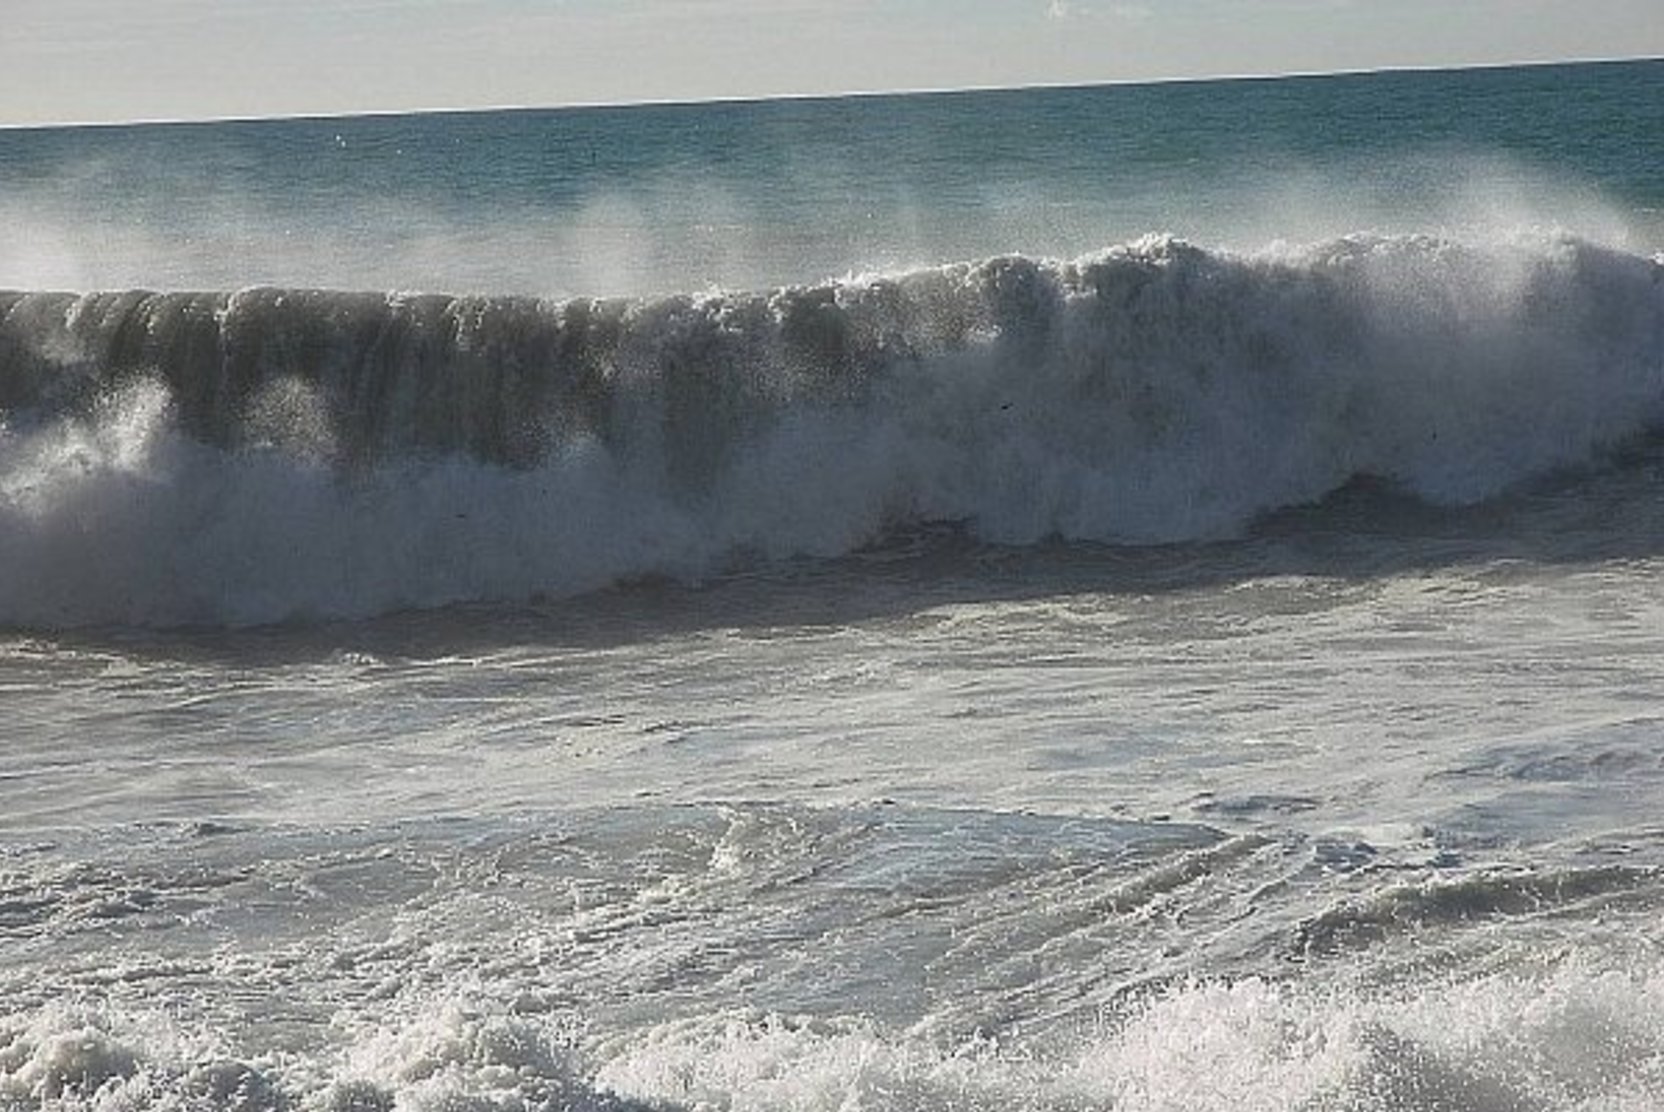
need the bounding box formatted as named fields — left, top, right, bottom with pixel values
left=2, top=136, right=1650, bottom=299
left=1, top=230, right=1661, bottom=628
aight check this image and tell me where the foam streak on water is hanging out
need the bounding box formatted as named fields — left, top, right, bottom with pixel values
left=7, top=450, right=1664, bottom=1106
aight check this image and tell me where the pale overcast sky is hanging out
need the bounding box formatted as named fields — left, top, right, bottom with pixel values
left=3, top=0, right=1661, bottom=126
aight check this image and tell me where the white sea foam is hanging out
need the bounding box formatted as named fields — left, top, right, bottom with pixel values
left=7, top=958, right=1664, bottom=1110
left=1, top=230, right=1660, bottom=627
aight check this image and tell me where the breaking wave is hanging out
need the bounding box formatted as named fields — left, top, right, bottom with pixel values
left=2, top=230, right=1661, bottom=627
left=9, top=959, right=1664, bottom=1110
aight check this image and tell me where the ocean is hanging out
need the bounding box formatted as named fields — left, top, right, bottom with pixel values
left=3, top=57, right=1664, bottom=1110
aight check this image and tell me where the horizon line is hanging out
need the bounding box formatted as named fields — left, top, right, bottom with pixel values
left=2, top=52, right=1659, bottom=133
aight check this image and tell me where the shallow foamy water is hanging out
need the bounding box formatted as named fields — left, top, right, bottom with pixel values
left=8, top=458, right=1664, bottom=1108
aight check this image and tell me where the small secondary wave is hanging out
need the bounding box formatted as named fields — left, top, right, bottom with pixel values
left=2, top=231, right=1661, bottom=627
left=8, top=959, right=1664, bottom=1111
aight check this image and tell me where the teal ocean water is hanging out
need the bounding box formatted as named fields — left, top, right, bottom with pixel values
left=4, top=59, right=1664, bottom=1110
left=4, top=59, right=1660, bottom=295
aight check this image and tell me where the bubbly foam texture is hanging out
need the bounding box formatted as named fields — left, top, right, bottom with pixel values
left=6, top=959, right=1663, bottom=1110
left=588, top=963, right=1664, bottom=1111
left=2, top=230, right=1661, bottom=627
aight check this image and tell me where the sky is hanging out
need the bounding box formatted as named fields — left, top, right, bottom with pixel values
left=3, top=0, right=1662, bottom=126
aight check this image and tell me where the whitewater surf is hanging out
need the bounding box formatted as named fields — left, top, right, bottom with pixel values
left=5, top=58, right=1664, bottom=1111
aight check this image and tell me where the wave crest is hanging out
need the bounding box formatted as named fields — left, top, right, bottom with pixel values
left=2, top=231, right=1661, bottom=626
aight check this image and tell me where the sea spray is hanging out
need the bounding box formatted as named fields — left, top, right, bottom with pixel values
left=2, top=231, right=1661, bottom=627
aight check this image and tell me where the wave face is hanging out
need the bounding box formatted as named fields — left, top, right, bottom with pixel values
left=2, top=231, right=1661, bottom=627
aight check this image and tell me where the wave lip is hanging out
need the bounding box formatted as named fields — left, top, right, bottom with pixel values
left=2, top=230, right=1662, bottom=627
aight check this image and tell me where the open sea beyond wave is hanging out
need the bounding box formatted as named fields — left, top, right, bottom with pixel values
left=4, top=59, right=1664, bottom=1110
